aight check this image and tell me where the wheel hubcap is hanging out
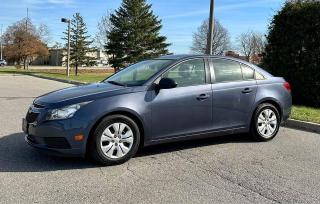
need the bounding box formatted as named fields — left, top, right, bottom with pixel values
left=257, top=109, right=278, bottom=138
left=100, top=122, right=134, bottom=159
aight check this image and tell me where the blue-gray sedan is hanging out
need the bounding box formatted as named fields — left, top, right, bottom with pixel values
left=23, top=55, right=292, bottom=165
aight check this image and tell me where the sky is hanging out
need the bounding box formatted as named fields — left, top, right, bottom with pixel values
left=0, top=0, right=285, bottom=54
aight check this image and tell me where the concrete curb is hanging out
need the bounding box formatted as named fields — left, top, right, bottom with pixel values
left=284, top=119, right=320, bottom=134
left=29, top=73, right=86, bottom=85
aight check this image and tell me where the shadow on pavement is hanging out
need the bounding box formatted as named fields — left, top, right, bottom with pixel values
left=0, top=132, right=253, bottom=172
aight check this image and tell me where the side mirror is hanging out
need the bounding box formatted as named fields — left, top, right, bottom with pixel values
left=158, top=78, right=177, bottom=89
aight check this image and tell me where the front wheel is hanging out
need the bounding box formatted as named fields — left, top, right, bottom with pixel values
left=250, top=103, right=281, bottom=141
left=88, top=115, right=141, bottom=165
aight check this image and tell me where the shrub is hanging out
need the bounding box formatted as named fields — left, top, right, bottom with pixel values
left=263, top=1, right=320, bottom=107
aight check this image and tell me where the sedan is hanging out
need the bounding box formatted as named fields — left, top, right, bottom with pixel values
left=23, top=55, right=292, bottom=165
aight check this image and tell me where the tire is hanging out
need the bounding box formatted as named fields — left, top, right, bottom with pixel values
left=88, top=114, right=141, bottom=165
left=250, top=103, right=281, bottom=142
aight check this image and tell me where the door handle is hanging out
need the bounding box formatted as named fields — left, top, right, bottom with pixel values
left=242, top=88, right=253, bottom=94
left=197, top=94, right=210, bottom=101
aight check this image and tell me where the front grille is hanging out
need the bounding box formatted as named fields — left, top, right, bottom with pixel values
left=27, top=135, right=71, bottom=149
left=33, top=102, right=45, bottom=109
left=26, top=111, right=39, bottom=123
left=43, top=137, right=71, bottom=149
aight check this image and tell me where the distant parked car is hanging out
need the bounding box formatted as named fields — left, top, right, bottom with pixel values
left=0, top=59, right=7, bottom=66
left=23, top=55, right=292, bottom=165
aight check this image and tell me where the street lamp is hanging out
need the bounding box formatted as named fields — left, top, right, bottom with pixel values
left=61, top=18, right=70, bottom=77
left=206, top=0, right=215, bottom=55
left=0, top=24, right=3, bottom=60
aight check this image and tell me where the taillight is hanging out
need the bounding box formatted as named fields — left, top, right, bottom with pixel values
left=283, top=82, right=291, bottom=92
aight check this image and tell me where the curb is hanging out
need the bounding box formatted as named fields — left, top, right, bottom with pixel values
left=29, top=73, right=86, bottom=85
left=284, top=119, right=320, bottom=134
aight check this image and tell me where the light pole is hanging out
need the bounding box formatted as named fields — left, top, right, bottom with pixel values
left=206, top=0, right=215, bottom=55
left=61, top=18, right=70, bottom=77
left=1, top=24, right=3, bottom=60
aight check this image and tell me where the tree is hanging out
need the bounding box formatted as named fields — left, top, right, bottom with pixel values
left=106, top=0, right=170, bottom=71
left=263, top=1, right=320, bottom=107
left=95, top=11, right=112, bottom=50
left=63, top=13, right=95, bottom=75
left=3, top=18, right=49, bottom=69
left=191, top=19, right=230, bottom=55
left=237, top=31, right=266, bottom=62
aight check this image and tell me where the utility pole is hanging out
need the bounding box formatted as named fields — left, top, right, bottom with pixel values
left=26, top=8, right=29, bottom=30
left=206, top=0, right=215, bottom=55
left=25, top=8, right=29, bottom=70
left=0, top=24, right=3, bottom=60
left=61, top=18, right=71, bottom=77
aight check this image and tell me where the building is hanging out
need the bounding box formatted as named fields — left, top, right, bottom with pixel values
left=32, top=48, right=110, bottom=67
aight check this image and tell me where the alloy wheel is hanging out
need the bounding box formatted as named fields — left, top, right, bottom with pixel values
left=100, top=122, right=134, bottom=159
left=257, top=109, right=278, bottom=138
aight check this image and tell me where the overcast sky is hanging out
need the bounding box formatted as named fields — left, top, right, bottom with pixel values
left=0, top=0, right=285, bottom=54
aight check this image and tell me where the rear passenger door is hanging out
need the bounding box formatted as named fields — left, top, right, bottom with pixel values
left=210, top=58, right=257, bottom=130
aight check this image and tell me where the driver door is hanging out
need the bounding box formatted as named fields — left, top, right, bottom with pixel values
left=150, top=58, right=213, bottom=140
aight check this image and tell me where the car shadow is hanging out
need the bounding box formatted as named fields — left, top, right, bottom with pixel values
left=0, top=132, right=254, bottom=172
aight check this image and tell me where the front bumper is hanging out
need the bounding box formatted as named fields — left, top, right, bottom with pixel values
left=23, top=117, right=90, bottom=158
left=25, top=134, right=83, bottom=157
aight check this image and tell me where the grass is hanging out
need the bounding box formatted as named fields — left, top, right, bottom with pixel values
left=0, top=67, right=112, bottom=83
left=39, top=72, right=110, bottom=83
left=291, top=106, right=320, bottom=124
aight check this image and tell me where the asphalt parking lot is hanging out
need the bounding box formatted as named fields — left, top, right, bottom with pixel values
left=0, top=75, right=320, bottom=204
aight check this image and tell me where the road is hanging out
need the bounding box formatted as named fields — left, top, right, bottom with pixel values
left=0, top=75, right=320, bottom=204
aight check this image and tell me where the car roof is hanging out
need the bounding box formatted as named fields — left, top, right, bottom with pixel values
left=157, top=54, right=245, bottom=63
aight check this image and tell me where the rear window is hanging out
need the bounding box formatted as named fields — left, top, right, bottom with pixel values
left=212, top=59, right=242, bottom=82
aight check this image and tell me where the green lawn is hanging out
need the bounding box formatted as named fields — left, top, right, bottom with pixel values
left=291, top=106, right=320, bottom=124
left=0, top=67, right=112, bottom=83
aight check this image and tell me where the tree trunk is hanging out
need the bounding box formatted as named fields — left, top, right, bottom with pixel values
left=75, top=63, right=78, bottom=76
left=23, top=58, right=27, bottom=70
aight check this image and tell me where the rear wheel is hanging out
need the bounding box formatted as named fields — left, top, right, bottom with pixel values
left=89, top=115, right=140, bottom=165
left=250, top=103, right=280, bottom=141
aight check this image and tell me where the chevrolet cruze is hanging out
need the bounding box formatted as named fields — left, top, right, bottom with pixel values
left=23, top=55, right=292, bottom=165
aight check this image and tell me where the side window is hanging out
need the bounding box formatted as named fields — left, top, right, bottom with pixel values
left=164, top=59, right=206, bottom=87
left=212, top=59, right=242, bottom=83
left=241, top=64, right=255, bottom=80
left=255, top=71, right=265, bottom=80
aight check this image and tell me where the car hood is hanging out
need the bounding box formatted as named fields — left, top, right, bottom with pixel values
left=34, top=82, right=132, bottom=108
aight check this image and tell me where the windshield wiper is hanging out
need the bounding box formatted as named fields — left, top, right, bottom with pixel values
left=107, top=81, right=127, bottom=87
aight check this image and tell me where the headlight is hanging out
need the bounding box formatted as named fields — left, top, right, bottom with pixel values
left=46, top=102, right=91, bottom=120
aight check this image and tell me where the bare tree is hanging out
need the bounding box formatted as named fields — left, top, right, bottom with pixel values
left=3, top=18, right=49, bottom=69
left=237, top=31, right=266, bottom=61
left=191, top=19, right=230, bottom=55
left=37, top=23, right=51, bottom=44
left=95, top=11, right=112, bottom=50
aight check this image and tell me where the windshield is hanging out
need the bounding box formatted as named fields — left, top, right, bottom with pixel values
left=104, top=59, right=173, bottom=86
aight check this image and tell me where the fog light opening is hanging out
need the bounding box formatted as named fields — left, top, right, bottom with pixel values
left=74, top=134, right=84, bottom=141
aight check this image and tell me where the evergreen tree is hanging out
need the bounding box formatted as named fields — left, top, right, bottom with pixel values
left=63, top=13, right=95, bottom=75
left=106, top=0, right=170, bottom=70
left=263, top=1, right=320, bottom=107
